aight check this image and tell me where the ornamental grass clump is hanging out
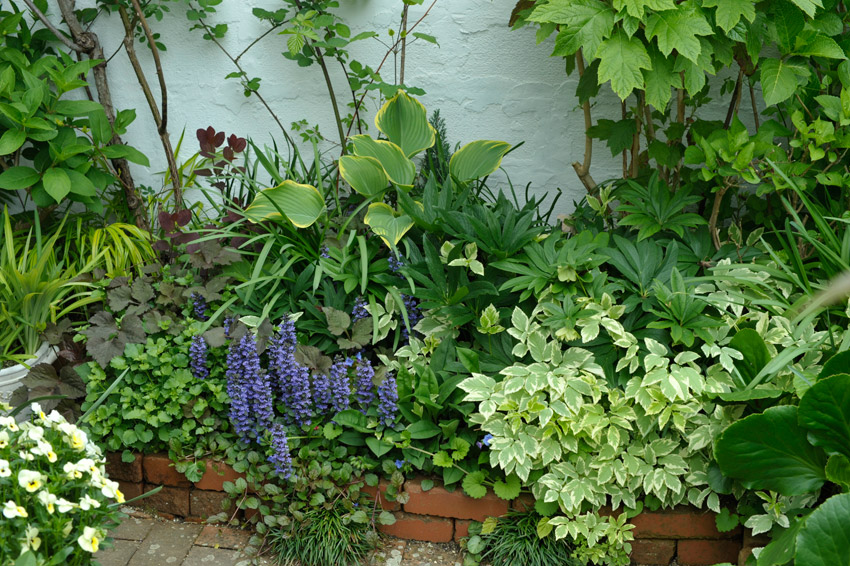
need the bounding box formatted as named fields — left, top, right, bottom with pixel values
left=0, top=403, right=124, bottom=564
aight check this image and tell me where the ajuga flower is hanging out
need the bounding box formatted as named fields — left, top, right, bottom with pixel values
left=401, top=294, right=422, bottom=342
left=388, top=252, right=404, bottom=273
left=377, top=371, right=398, bottom=427
left=189, top=335, right=209, bottom=379
left=267, top=317, right=312, bottom=425
left=312, top=370, right=332, bottom=415
left=355, top=356, right=375, bottom=411
left=223, top=316, right=234, bottom=338
left=329, top=357, right=354, bottom=413
left=190, top=292, right=209, bottom=321
left=352, top=296, right=369, bottom=321
left=268, top=424, right=293, bottom=479
left=226, top=333, right=273, bottom=441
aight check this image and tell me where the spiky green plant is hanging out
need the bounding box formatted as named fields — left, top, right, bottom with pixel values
left=268, top=506, right=378, bottom=566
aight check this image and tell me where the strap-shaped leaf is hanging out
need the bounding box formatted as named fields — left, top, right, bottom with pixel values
left=244, top=180, right=325, bottom=228
left=339, top=155, right=388, bottom=197
left=351, top=135, right=415, bottom=188
left=374, top=90, right=435, bottom=158
left=364, top=203, right=415, bottom=248
left=449, top=140, right=511, bottom=183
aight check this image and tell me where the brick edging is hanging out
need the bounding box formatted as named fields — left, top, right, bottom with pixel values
left=108, top=454, right=756, bottom=565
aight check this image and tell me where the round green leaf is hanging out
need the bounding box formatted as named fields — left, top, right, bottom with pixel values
left=820, top=352, right=850, bottom=379
left=374, top=90, right=435, bottom=158
left=244, top=180, right=326, bottom=228
left=350, top=135, right=415, bottom=188
left=339, top=154, right=388, bottom=196
left=799, top=374, right=850, bottom=457
left=715, top=405, right=827, bottom=495
left=42, top=167, right=71, bottom=203
left=449, top=140, right=512, bottom=183
left=795, top=494, right=850, bottom=566
left=65, top=169, right=98, bottom=197
left=364, top=203, right=415, bottom=248
left=0, top=128, right=25, bottom=156
left=0, top=166, right=39, bottom=190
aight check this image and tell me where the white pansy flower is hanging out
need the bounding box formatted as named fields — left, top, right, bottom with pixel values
left=18, top=451, right=34, bottom=461
left=0, top=459, right=10, bottom=477
left=56, top=498, right=76, bottom=513
left=18, top=470, right=45, bottom=493
left=21, top=525, right=41, bottom=552
left=2, top=500, right=27, bottom=518
left=36, top=490, right=57, bottom=514
left=44, top=410, right=64, bottom=427
left=57, top=422, right=75, bottom=437
left=25, top=426, right=44, bottom=442
left=0, top=430, right=8, bottom=448
left=63, top=462, right=83, bottom=479
left=69, top=429, right=88, bottom=451
left=46, top=449, right=58, bottom=463
left=61, top=521, right=73, bottom=536
left=0, top=416, right=18, bottom=432
left=79, top=494, right=100, bottom=510
left=100, top=479, right=125, bottom=503
left=30, top=440, right=53, bottom=458
left=77, top=526, right=101, bottom=553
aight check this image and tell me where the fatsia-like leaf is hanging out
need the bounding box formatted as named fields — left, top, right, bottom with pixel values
left=788, top=0, right=823, bottom=18
left=597, top=29, right=652, bottom=99
left=645, top=7, right=712, bottom=63
left=703, top=0, right=755, bottom=33
left=532, top=0, right=615, bottom=58
left=643, top=47, right=678, bottom=109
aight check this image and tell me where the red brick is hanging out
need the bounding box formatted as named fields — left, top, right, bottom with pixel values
left=630, top=539, right=676, bottom=565
left=141, top=484, right=190, bottom=517
left=404, top=479, right=508, bottom=521
left=143, top=453, right=191, bottom=487
left=631, top=508, right=740, bottom=539
left=454, top=520, right=472, bottom=541
left=194, top=460, right=245, bottom=492
left=363, top=478, right=401, bottom=511
left=106, top=452, right=143, bottom=483
left=511, top=493, right=535, bottom=512
left=678, top=539, right=742, bottom=565
left=743, top=528, right=771, bottom=548
left=190, top=490, right=231, bottom=520
left=378, top=512, right=453, bottom=542
left=117, top=481, right=144, bottom=501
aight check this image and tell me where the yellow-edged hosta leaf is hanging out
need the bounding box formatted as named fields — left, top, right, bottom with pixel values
left=244, top=180, right=325, bottom=228
left=449, top=140, right=511, bottom=183
left=339, top=155, right=388, bottom=197
left=374, top=90, right=436, bottom=158
left=351, top=135, right=415, bottom=188
left=364, top=203, right=415, bottom=248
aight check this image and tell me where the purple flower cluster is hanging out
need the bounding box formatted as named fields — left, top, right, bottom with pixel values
left=355, top=356, right=375, bottom=412
left=377, top=371, right=398, bottom=427
left=329, top=357, right=354, bottom=413
left=352, top=296, right=369, bottom=321
left=388, top=253, right=405, bottom=273
left=223, top=316, right=233, bottom=338
left=320, top=246, right=331, bottom=259
left=189, top=335, right=209, bottom=380
left=401, top=294, right=422, bottom=341
left=268, top=423, right=293, bottom=479
left=191, top=292, right=209, bottom=321
left=267, top=317, right=312, bottom=426
left=226, top=333, right=273, bottom=441
left=312, top=370, right=332, bottom=415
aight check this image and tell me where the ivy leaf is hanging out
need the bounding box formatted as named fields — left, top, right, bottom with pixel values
left=493, top=475, right=522, bottom=500
left=535, top=0, right=615, bottom=59
left=645, top=8, right=712, bottom=63
left=462, top=471, right=487, bottom=499
left=760, top=59, right=799, bottom=106
left=703, top=0, right=755, bottom=33
left=597, top=29, right=652, bottom=99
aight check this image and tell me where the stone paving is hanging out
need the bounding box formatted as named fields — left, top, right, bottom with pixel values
left=96, top=510, right=466, bottom=566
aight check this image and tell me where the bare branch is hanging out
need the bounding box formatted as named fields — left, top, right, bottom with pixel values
left=22, top=0, right=84, bottom=52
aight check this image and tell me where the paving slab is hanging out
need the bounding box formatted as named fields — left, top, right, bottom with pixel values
left=371, top=539, right=408, bottom=566
left=182, top=546, right=244, bottom=566
left=95, top=539, right=139, bottom=566
left=127, top=522, right=203, bottom=566
left=194, top=525, right=253, bottom=550
left=110, top=517, right=156, bottom=541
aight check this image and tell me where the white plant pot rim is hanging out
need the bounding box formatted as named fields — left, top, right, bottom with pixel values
left=0, top=342, right=59, bottom=392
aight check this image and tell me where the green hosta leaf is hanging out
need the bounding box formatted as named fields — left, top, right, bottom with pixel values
left=597, top=29, right=652, bottom=99
left=0, top=166, right=39, bottom=190
left=788, top=0, right=823, bottom=18
left=493, top=475, right=521, bottom=500
left=795, top=35, right=847, bottom=59
left=42, top=167, right=71, bottom=203
left=703, top=0, right=755, bottom=33
left=798, top=374, right=850, bottom=458
left=244, top=180, right=326, bottom=228
left=374, top=90, right=435, bottom=158
left=462, top=471, right=487, bottom=499
left=449, top=140, right=512, bottom=183
left=794, top=494, right=850, bottom=566
left=715, top=406, right=827, bottom=495
left=532, top=0, right=615, bottom=59
left=350, top=135, right=415, bottom=187
left=364, top=203, right=415, bottom=248
left=339, top=155, right=388, bottom=197
left=645, top=8, right=712, bottom=63
left=760, top=59, right=800, bottom=106
left=0, top=128, right=25, bottom=155
left=825, top=454, right=850, bottom=488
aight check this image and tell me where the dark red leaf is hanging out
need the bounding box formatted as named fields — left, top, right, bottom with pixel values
left=213, top=131, right=226, bottom=147
left=175, top=209, right=192, bottom=227
left=158, top=210, right=175, bottom=232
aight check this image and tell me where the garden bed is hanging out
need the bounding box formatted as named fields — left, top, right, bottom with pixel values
left=106, top=453, right=763, bottom=566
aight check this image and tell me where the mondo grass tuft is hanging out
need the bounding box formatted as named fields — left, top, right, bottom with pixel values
left=268, top=506, right=378, bottom=566
left=478, top=511, right=580, bottom=566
